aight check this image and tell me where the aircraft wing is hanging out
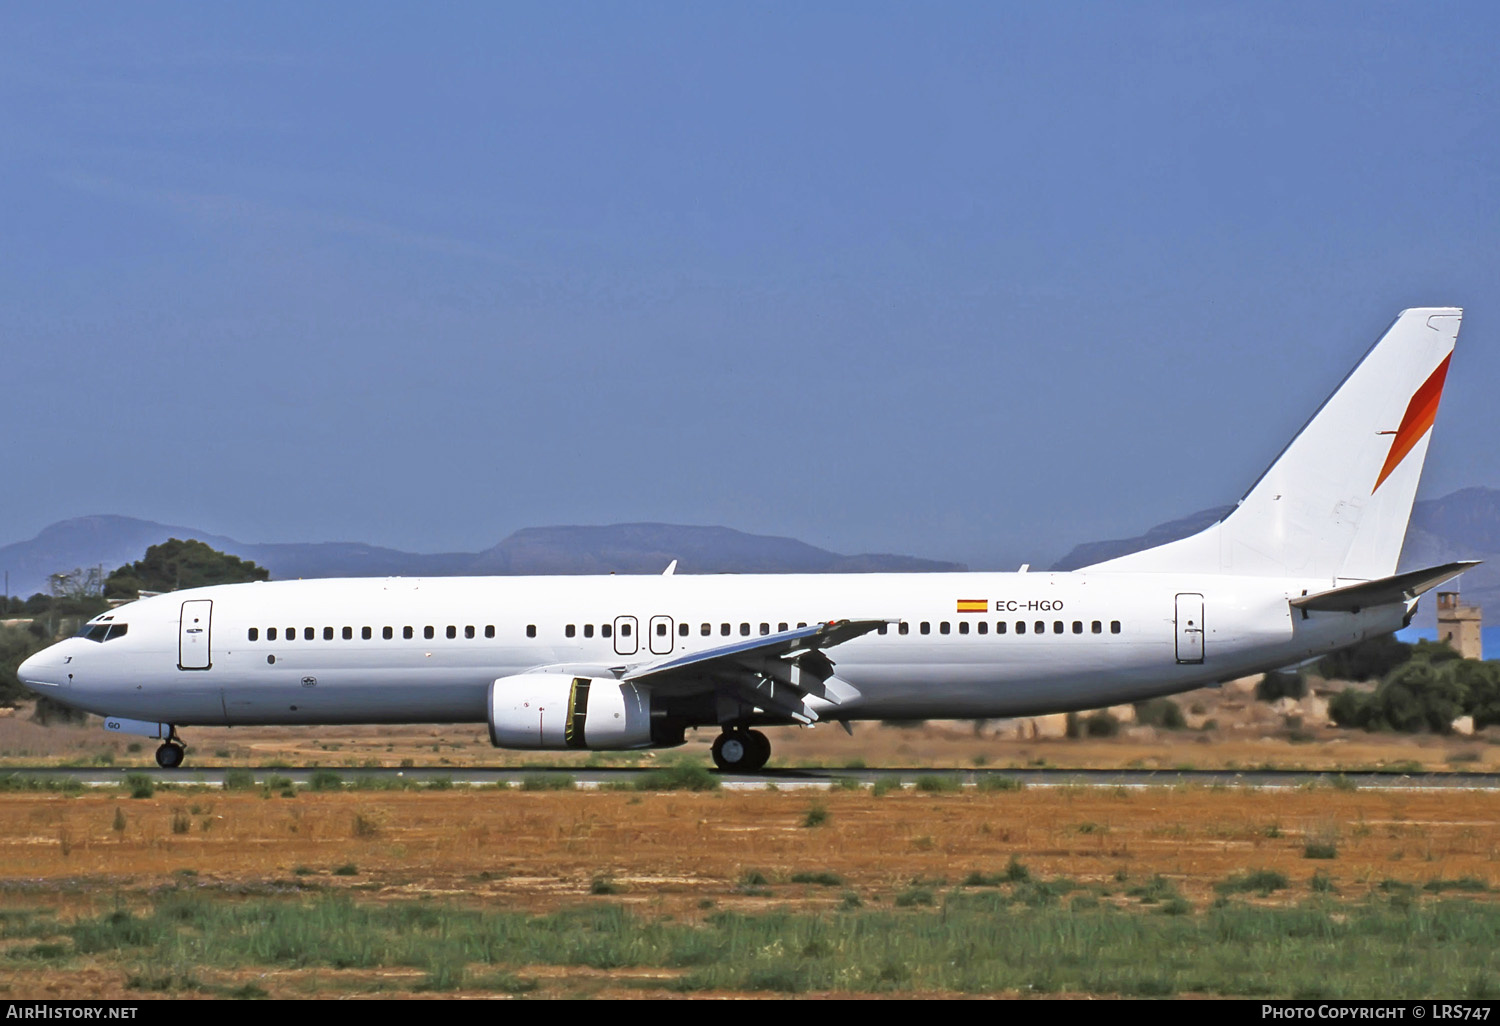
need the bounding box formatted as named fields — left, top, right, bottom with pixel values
left=1290, top=561, right=1481, bottom=613
left=617, top=618, right=891, bottom=724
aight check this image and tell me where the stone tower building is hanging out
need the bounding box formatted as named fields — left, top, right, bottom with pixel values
left=1436, top=591, right=1483, bottom=661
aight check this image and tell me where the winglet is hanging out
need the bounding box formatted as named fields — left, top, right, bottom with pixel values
left=662, top=560, right=677, bottom=576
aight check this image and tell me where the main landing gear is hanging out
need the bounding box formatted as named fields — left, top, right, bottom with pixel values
left=155, top=728, right=185, bottom=769
left=711, top=728, right=771, bottom=773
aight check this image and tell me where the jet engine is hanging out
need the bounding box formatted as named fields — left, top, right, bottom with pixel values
left=487, top=673, right=655, bottom=750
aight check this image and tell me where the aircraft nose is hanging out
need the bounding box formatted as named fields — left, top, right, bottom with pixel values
left=16, top=650, right=57, bottom=690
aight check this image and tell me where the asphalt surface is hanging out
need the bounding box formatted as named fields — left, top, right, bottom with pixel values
left=3, top=765, right=1499, bottom=790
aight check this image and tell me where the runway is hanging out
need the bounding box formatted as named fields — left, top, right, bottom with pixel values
left=5, top=765, right=1500, bottom=790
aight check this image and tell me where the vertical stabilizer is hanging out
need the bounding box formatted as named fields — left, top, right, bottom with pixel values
left=1084, top=308, right=1462, bottom=581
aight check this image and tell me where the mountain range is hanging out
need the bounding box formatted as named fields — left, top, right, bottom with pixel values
left=4, top=488, right=1497, bottom=630
left=1050, top=486, right=1500, bottom=627
left=0, top=518, right=964, bottom=599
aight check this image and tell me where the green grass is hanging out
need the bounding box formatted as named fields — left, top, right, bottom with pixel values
left=1215, top=870, right=1290, bottom=896
left=789, top=871, right=844, bottom=887
left=520, top=773, right=576, bottom=791
left=19, top=891, right=1500, bottom=997
left=913, top=774, right=961, bottom=793
left=634, top=760, right=720, bottom=792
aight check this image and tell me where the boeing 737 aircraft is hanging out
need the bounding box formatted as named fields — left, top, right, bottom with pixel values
left=17, top=308, right=1477, bottom=771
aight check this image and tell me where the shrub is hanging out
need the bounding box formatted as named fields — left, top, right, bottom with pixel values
left=124, top=773, right=154, bottom=799
left=914, top=774, right=960, bottom=792
left=802, top=803, right=829, bottom=828
left=789, top=871, right=843, bottom=887
left=1256, top=670, right=1307, bottom=702
left=1068, top=711, right=1120, bottom=738
left=1135, top=698, right=1187, bottom=729
left=1214, top=870, right=1289, bottom=895
left=223, top=769, right=256, bottom=791
left=308, top=770, right=343, bottom=791
left=977, top=774, right=1024, bottom=792
left=635, top=760, right=720, bottom=792
left=1315, top=633, right=1412, bottom=681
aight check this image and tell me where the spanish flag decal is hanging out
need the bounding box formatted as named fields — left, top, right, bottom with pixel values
left=1373, top=354, right=1451, bottom=494
left=957, top=599, right=988, bottom=613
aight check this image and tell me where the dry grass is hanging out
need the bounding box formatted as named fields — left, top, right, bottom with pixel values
left=2, top=784, right=1499, bottom=997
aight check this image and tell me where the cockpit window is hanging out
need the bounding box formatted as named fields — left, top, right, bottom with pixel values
left=79, top=622, right=128, bottom=643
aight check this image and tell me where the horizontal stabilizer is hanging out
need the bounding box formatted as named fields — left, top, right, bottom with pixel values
left=1290, top=561, right=1481, bottom=612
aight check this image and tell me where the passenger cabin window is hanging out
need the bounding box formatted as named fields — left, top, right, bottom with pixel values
left=465, top=625, right=475, bottom=639
left=977, top=622, right=988, bottom=635
left=701, top=623, right=711, bottom=636
left=778, top=622, right=788, bottom=633
left=285, top=627, right=295, bottom=641
left=1091, top=621, right=1102, bottom=634
left=566, top=624, right=576, bottom=638
left=1072, top=621, right=1083, bottom=634
left=940, top=621, right=951, bottom=634
left=447, top=626, right=456, bottom=639
left=404, top=627, right=413, bottom=640
left=958, top=621, right=969, bottom=635
left=1015, top=622, right=1026, bottom=635
left=877, top=624, right=888, bottom=635
left=343, top=627, right=353, bottom=640
left=721, top=623, right=730, bottom=636
left=362, top=627, right=372, bottom=640
left=584, top=624, right=595, bottom=638
left=657, top=623, right=668, bottom=637
left=898, top=622, right=909, bottom=635
left=920, top=622, right=931, bottom=635
left=739, top=623, right=750, bottom=636
left=248, top=628, right=259, bottom=642
left=602, top=624, right=612, bottom=638
left=302, top=627, right=313, bottom=641
left=424, top=626, right=435, bottom=640
left=324, top=627, right=334, bottom=640
left=268, top=628, right=278, bottom=641
left=1034, top=620, right=1045, bottom=634
left=759, top=623, right=770, bottom=636
left=382, top=627, right=393, bottom=640
left=1053, top=621, right=1064, bottom=634
left=526, top=625, right=537, bottom=638
left=797, top=622, right=807, bottom=628
left=620, top=623, right=632, bottom=637
left=678, top=623, right=689, bottom=637
left=1110, top=621, right=1122, bottom=634
left=996, top=621, right=1006, bottom=634
left=485, top=625, right=495, bottom=638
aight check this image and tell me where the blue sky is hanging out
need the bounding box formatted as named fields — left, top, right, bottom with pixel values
left=2, top=3, right=1497, bottom=568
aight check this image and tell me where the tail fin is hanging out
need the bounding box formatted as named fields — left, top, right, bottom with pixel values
left=1084, top=307, right=1462, bottom=581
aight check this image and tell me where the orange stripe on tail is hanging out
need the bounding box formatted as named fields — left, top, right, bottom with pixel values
left=1373, top=353, right=1451, bottom=493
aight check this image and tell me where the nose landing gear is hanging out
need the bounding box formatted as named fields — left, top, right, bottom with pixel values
left=711, top=728, right=771, bottom=772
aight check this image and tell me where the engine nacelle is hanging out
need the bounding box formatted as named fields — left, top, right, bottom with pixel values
left=487, top=673, right=654, bottom=750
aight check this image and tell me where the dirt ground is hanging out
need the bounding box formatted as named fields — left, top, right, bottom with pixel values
left=0, top=783, right=1498, bottom=998
left=0, top=678, right=1493, bottom=773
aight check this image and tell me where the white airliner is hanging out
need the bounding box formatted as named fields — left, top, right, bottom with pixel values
left=18, top=308, right=1477, bottom=771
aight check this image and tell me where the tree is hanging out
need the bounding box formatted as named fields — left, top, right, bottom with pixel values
left=105, top=539, right=269, bottom=599
left=1314, top=633, right=1413, bottom=681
